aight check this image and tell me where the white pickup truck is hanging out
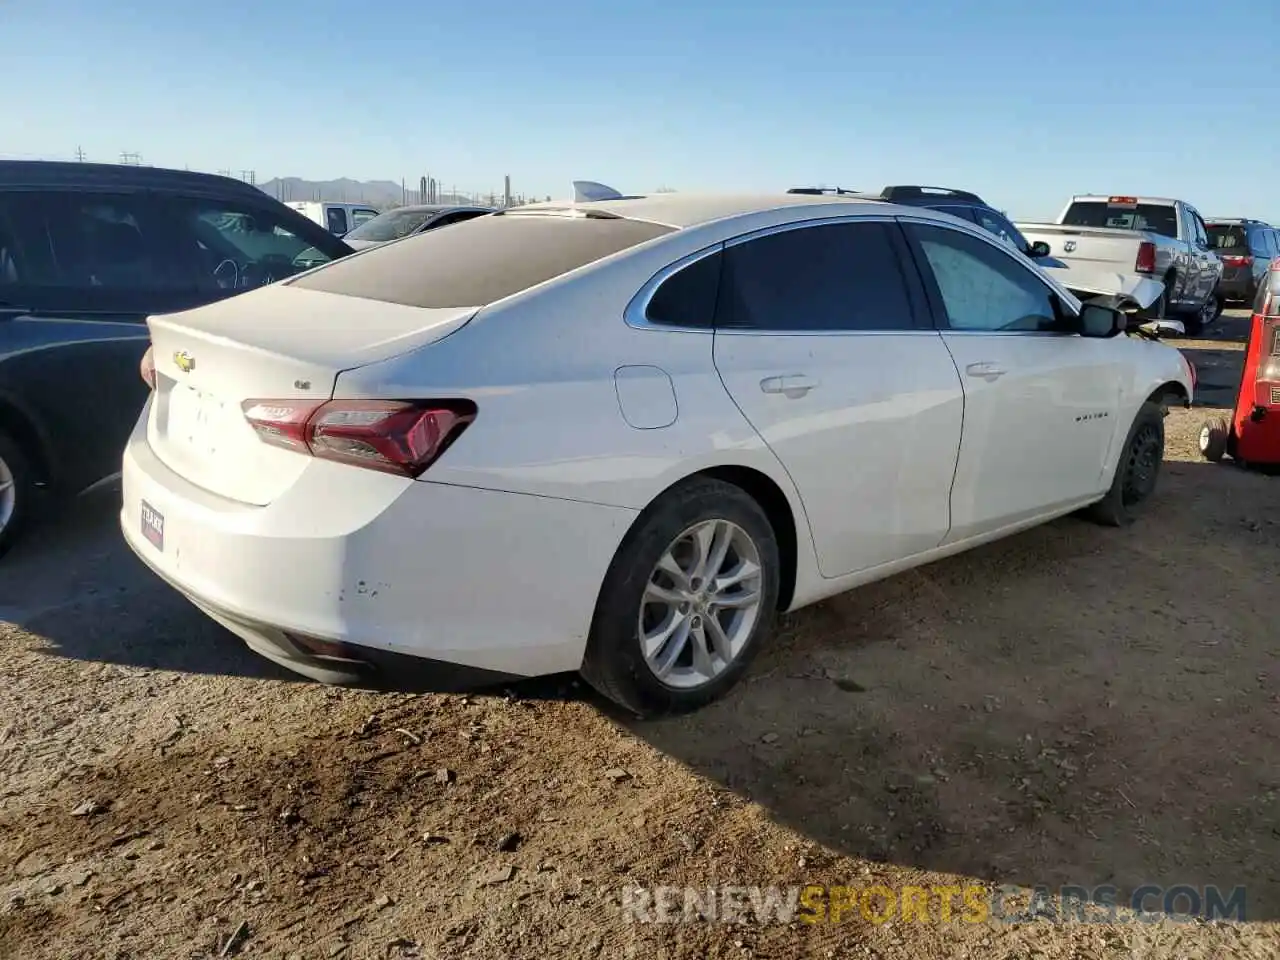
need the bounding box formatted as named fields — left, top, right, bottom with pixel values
left=1017, top=195, right=1223, bottom=333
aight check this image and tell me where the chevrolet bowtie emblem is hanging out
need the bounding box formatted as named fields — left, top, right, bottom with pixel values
left=173, top=350, right=196, bottom=373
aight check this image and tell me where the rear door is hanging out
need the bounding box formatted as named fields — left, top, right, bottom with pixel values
left=711, top=217, right=964, bottom=578
left=1186, top=207, right=1216, bottom=303
left=900, top=218, right=1123, bottom=540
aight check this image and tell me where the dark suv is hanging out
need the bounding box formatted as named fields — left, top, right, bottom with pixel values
left=787, top=184, right=1060, bottom=265
left=1205, top=218, right=1278, bottom=304
left=0, top=161, right=354, bottom=557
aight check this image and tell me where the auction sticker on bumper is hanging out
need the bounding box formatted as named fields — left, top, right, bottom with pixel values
left=141, top=500, right=165, bottom=551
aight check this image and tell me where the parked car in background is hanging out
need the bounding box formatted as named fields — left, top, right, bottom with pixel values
left=342, top=204, right=494, bottom=250
left=1205, top=218, right=1277, bottom=304
left=285, top=201, right=381, bottom=237
left=1017, top=195, right=1223, bottom=333
left=0, top=160, right=353, bottom=557
left=788, top=185, right=1065, bottom=266
left=121, top=188, right=1192, bottom=717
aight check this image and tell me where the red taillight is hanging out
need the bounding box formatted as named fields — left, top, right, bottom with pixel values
left=241, top=399, right=476, bottom=477
left=1135, top=241, right=1156, bottom=273
left=140, top=345, right=156, bottom=390
left=1223, top=255, right=1253, bottom=267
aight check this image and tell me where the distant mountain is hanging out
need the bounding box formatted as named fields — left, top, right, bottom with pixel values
left=257, top=176, right=497, bottom=209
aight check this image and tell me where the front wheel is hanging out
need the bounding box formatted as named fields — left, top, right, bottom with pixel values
left=0, top=430, right=35, bottom=559
left=580, top=477, right=780, bottom=718
left=1085, top=402, right=1165, bottom=527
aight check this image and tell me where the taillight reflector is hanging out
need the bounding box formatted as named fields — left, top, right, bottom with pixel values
left=241, top=399, right=476, bottom=477
left=1135, top=241, right=1156, bottom=273
left=140, top=345, right=156, bottom=390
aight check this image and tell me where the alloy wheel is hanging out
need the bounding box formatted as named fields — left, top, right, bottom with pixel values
left=638, top=518, right=764, bottom=689
left=0, top=453, right=15, bottom=534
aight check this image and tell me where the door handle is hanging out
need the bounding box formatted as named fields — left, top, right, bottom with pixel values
left=760, top=374, right=818, bottom=398
left=965, top=362, right=1006, bottom=382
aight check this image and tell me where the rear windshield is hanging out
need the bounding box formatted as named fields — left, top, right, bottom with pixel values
left=1207, top=224, right=1249, bottom=252
left=291, top=212, right=674, bottom=307
left=344, top=208, right=436, bottom=243
left=1061, top=201, right=1178, bottom=239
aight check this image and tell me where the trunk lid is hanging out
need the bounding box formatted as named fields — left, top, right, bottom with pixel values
left=145, top=283, right=478, bottom=505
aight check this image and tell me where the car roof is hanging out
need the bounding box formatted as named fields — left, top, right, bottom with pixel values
left=507, top=192, right=893, bottom=229
left=0, top=160, right=270, bottom=201
left=1206, top=218, right=1270, bottom=226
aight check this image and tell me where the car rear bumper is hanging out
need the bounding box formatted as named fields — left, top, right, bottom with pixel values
left=120, top=413, right=638, bottom=682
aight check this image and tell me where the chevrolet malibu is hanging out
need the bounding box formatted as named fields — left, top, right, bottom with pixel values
left=121, top=191, right=1194, bottom=716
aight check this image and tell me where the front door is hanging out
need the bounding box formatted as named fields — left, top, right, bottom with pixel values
left=711, top=217, right=965, bottom=578
left=900, top=219, right=1123, bottom=541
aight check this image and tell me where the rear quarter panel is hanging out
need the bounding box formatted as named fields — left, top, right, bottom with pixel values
left=0, top=317, right=150, bottom=491
left=331, top=219, right=824, bottom=598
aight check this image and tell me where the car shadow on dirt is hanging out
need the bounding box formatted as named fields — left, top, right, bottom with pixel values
left=1, top=480, right=299, bottom=683
left=629, top=459, right=1280, bottom=921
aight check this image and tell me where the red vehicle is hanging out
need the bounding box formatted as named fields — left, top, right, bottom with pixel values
left=1199, top=256, right=1280, bottom=467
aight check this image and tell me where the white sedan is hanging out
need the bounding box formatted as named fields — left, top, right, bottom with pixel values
left=120, top=189, right=1194, bottom=716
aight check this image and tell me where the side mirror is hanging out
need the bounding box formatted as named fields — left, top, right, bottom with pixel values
left=1079, top=302, right=1126, bottom=338
left=1029, top=240, right=1052, bottom=258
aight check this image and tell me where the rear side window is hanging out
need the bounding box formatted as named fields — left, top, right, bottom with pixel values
left=645, top=251, right=721, bottom=328
left=1061, top=201, right=1178, bottom=239
left=1248, top=227, right=1273, bottom=257
left=325, top=207, right=348, bottom=234
left=717, top=221, right=916, bottom=332
left=292, top=213, right=674, bottom=308
left=0, top=191, right=198, bottom=292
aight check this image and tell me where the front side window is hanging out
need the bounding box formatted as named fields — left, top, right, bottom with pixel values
left=182, top=200, right=344, bottom=291
left=908, top=223, right=1060, bottom=332
left=325, top=207, right=348, bottom=234
left=717, top=221, right=916, bottom=332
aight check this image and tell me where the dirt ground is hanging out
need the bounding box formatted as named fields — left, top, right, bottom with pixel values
left=1, top=310, right=1278, bottom=960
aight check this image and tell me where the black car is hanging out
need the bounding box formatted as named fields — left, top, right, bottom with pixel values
left=1205, top=218, right=1278, bottom=304
left=0, top=161, right=354, bottom=556
left=342, top=203, right=494, bottom=251
left=787, top=184, right=1062, bottom=265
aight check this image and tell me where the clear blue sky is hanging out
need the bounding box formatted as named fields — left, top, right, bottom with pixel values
left=4, top=0, right=1278, bottom=221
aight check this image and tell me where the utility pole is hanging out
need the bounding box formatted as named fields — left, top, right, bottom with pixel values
left=401, top=177, right=406, bottom=206
left=503, top=175, right=511, bottom=208
left=119, top=151, right=142, bottom=165
left=74, top=146, right=86, bottom=162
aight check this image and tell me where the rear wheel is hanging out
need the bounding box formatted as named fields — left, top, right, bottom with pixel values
left=1086, top=402, right=1165, bottom=527
left=1199, top=418, right=1229, bottom=462
left=581, top=477, right=780, bottom=718
left=0, top=430, right=35, bottom=559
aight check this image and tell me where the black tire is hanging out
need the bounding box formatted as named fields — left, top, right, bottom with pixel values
left=580, top=477, right=780, bottom=718
left=0, top=429, right=35, bottom=560
left=1198, top=418, right=1229, bottom=463
left=1085, top=401, right=1165, bottom=527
